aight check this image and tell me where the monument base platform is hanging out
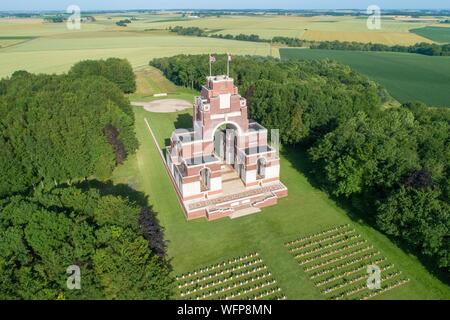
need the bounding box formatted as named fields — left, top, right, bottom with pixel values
left=183, top=180, right=288, bottom=221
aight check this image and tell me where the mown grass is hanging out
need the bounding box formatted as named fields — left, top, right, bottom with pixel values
left=128, top=66, right=197, bottom=102
left=280, top=48, right=450, bottom=107
left=111, top=104, right=450, bottom=299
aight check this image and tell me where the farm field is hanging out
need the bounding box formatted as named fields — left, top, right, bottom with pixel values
left=410, top=26, right=450, bottom=43
left=1, top=13, right=447, bottom=78
left=280, top=48, right=450, bottom=107
left=0, top=30, right=270, bottom=78
left=0, top=15, right=273, bottom=78
left=110, top=98, right=450, bottom=299
left=147, top=14, right=435, bottom=45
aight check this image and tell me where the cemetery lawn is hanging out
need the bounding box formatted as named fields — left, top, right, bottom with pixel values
left=112, top=105, right=450, bottom=299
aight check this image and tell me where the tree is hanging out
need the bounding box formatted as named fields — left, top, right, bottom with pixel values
left=309, top=110, right=419, bottom=196
left=377, top=187, right=450, bottom=268
left=0, top=71, right=138, bottom=197
left=69, top=58, right=136, bottom=93
left=0, top=186, right=173, bottom=299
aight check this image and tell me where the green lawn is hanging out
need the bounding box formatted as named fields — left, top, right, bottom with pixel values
left=280, top=48, right=450, bottom=107
left=410, top=26, right=450, bottom=43
left=112, top=105, right=450, bottom=299
left=128, top=66, right=198, bottom=102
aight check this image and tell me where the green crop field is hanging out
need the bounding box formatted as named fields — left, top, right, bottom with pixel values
left=410, top=26, right=450, bottom=43
left=280, top=48, right=450, bottom=107
left=110, top=101, right=450, bottom=299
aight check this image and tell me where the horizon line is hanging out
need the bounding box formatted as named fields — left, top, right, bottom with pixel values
left=1, top=8, right=450, bottom=13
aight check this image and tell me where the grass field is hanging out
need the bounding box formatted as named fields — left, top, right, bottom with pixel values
left=280, top=48, right=450, bottom=107
left=410, top=26, right=450, bottom=43
left=0, top=29, right=270, bottom=77
left=0, top=15, right=272, bottom=78
left=111, top=97, right=450, bottom=299
left=128, top=66, right=198, bottom=102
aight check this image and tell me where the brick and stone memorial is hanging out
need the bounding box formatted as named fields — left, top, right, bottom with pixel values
left=165, top=74, right=288, bottom=220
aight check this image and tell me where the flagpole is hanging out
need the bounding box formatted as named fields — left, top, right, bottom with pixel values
left=209, top=54, right=212, bottom=77
left=227, top=54, right=230, bottom=77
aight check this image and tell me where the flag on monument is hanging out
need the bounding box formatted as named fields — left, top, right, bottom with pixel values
left=228, top=53, right=233, bottom=61
left=209, top=55, right=216, bottom=63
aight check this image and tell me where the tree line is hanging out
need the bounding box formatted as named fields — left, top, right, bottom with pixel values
left=169, top=26, right=262, bottom=42
left=0, top=59, right=174, bottom=299
left=311, top=41, right=450, bottom=56
left=168, top=26, right=450, bottom=56
left=150, top=54, right=449, bottom=271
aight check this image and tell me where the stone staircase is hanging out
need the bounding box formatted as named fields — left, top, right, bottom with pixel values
left=184, top=164, right=288, bottom=221
left=230, top=206, right=261, bottom=219
left=199, top=184, right=285, bottom=220
left=221, top=165, right=241, bottom=183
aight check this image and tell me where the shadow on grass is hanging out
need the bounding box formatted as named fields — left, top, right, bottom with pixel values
left=164, top=113, right=193, bottom=147
left=76, top=180, right=168, bottom=259
left=174, top=112, right=193, bottom=129
left=282, top=145, right=450, bottom=286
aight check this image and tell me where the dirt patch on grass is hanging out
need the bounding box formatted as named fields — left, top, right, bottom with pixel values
left=131, top=99, right=192, bottom=113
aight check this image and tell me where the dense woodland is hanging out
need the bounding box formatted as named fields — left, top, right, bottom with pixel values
left=69, top=58, right=137, bottom=93
left=0, top=186, right=173, bottom=299
left=151, top=54, right=450, bottom=270
left=0, top=59, right=174, bottom=299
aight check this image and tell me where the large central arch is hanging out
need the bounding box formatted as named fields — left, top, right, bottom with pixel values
left=212, top=122, right=240, bottom=165
left=209, top=121, right=243, bottom=141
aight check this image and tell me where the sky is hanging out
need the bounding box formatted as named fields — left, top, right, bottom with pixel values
left=1, top=1, right=449, bottom=11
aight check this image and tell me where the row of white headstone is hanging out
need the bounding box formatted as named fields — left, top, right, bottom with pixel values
left=305, top=246, right=376, bottom=272
left=286, top=224, right=350, bottom=247
left=220, top=279, right=278, bottom=300
left=288, top=229, right=356, bottom=252
left=297, top=240, right=368, bottom=265
left=322, top=264, right=395, bottom=294
left=177, top=258, right=263, bottom=288
left=292, top=233, right=361, bottom=256
left=360, top=278, right=409, bottom=300
left=185, top=273, right=274, bottom=299
left=178, top=265, right=267, bottom=292
left=315, top=260, right=390, bottom=287
left=332, top=271, right=403, bottom=300
left=310, top=253, right=384, bottom=280
left=176, top=252, right=260, bottom=281
left=251, top=287, right=283, bottom=300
